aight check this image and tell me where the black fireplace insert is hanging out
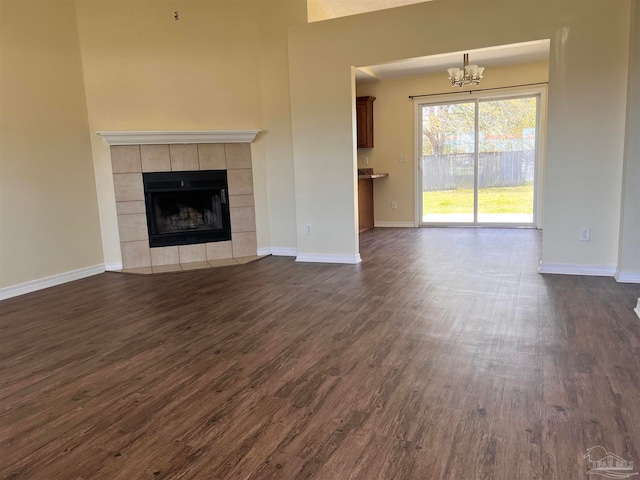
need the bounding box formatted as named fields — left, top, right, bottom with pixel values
left=143, top=170, right=231, bottom=248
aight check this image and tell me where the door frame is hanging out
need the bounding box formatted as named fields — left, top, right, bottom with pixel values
left=413, top=86, right=547, bottom=228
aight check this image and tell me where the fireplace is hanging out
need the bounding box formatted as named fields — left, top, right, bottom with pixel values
left=100, top=132, right=260, bottom=271
left=143, top=170, right=232, bottom=247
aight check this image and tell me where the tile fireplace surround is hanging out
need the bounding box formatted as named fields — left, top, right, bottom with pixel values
left=101, top=131, right=260, bottom=273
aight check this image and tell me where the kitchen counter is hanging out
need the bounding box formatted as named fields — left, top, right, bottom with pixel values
left=358, top=173, right=389, bottom=179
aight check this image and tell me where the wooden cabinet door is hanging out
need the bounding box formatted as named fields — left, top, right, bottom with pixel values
left=358, top=178, right=374, bottom=232
left=356, top=96, right=375, bottom=148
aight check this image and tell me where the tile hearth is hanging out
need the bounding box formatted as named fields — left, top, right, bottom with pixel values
left=110, top=141, right=258, bottom=271
left=122, top=254, right=263, bottom=275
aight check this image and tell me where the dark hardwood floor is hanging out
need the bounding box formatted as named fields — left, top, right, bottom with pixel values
left=1, top=228, right=639, bottom=479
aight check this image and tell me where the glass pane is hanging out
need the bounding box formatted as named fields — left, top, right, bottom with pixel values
left=477, top=97, right=536, bottom=224
left=421, top=102, right=476, bottom=223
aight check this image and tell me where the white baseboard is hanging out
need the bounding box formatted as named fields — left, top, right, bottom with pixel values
left=0, top=264, right=106, bottom=301
left=105, top=262, right=123, bottom=272
left=373, top=221, right=416, bottom=228
left=615, top=270, right=640, bottom=284
left=538, top=262, right=616, bottom=277
left=296, top=253, right=362, bottom=264
left=634, top=299, right=640, bottom=320
left=257, top=247, right=297, bottom=257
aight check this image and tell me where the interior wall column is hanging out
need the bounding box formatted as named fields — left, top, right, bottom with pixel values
left=617, top=0, right=640, bottom=284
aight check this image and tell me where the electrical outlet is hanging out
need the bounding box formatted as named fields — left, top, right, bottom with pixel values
left=398, top=154, right=406, bottom=163
left=391, top=201, right=397, bottom=209
left=364, top=156, right=369, bottom=165
left=580, top=227, right=591, bottom=241
left=305, top=224, right=312, bottom=235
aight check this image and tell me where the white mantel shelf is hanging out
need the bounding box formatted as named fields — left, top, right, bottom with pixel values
left=97, top=130, right=261, bottom=146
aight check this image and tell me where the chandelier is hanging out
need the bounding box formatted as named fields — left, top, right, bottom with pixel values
left=447, top=53, right=485, bottom=88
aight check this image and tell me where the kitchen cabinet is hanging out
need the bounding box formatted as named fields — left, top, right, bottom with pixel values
left=358, top=178, right=374, bottom=233
left=356, top=96, right=375, bottom=148
left=357, top=169, right=388, bottom=233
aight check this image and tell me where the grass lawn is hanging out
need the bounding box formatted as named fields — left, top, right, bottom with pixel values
left=423, top=184, right=534, bottom=214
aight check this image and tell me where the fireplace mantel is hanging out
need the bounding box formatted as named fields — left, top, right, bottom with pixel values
left=97, top=130, right=261, bottom=146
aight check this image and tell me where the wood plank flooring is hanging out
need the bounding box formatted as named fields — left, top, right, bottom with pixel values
left=1, top=228, right=639, bottom=479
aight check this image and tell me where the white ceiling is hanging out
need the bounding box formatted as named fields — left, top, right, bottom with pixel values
left=315, top=0, right=429, bottom=18
left=355, top=40, right=551, bottom=82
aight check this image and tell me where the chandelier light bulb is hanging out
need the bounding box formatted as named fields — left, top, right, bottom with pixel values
left=447, top=67, right=463, bottom=81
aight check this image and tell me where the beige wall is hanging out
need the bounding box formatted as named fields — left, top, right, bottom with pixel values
left=356, top=61, right=549, bottom=227
left=288, top=0, right=632, bottom=268
left=0, top=1, right=103, bottom=288
left=618, top=0, right=640, bottom=280
left=75, top=0, right=305, bottom=266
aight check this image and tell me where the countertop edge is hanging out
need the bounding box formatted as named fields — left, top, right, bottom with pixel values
left=358, top=173, right=389, bottom=179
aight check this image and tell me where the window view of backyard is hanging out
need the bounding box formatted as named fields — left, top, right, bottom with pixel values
left=421, top=96, right=537, bottom=224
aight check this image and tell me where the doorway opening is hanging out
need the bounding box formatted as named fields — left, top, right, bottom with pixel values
left=416, top=88, right=545, bottom=227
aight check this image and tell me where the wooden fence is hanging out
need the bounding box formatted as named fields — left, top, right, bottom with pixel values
left=422, top=150, right=535, bottom=191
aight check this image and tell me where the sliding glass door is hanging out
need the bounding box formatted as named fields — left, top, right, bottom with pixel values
left=421, top=102, right=476, bottom=223
left=419, top=92, right=540, bottom=226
